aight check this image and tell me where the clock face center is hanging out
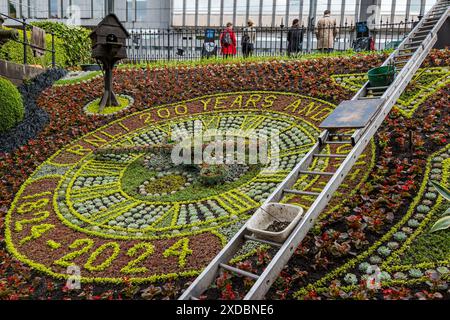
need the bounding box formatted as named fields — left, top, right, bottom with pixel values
left=56, top=109, right=319, bottom=239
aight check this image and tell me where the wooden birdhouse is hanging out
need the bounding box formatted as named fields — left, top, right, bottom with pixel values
left=89, top=14, right=130, bottom=111
left=90, top=13, right=129, bottom=60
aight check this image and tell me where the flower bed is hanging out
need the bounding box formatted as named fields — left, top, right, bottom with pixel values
left=0, top=50, right=449, bottom=300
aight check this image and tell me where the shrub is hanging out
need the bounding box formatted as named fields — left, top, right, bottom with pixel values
left=0, top=28, right=67, bottom=67
left=0, top=77, right=24, bottom=132
left=30, top=21, right=92, bottom=66
left=0, top=68, right=66, bottom=153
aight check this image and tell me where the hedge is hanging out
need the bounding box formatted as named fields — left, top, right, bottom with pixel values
left=0, top=69, right=66, bottom=153
left=0, top=76, right=24, bottom=132
left=30, top=21, right=92, bottom=67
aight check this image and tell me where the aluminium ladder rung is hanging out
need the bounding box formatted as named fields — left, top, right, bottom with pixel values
left=299, top=170, right=335, bottom=176
left=433, top=5, right=449, bottom=9
left=284, top=189, right=321, bottom=197
left=422, top=21, right=440, bottom=25
left=358, top=96, right=380, bottom=100
left=328, top=133, right=354, bottom=137
left=408, top=38, right=425, bottom=43
left=244, top=235, right=282, bottom=247
left=395, top=53, right=414, bottom=58
left=219, top=263, right=260, bottom=280
left=418, top=26, right=434, bottom=30
left=414, top=30, right=432, bottom=34
left=313, top=153, right=347, bottom=159
left=405, top=42, right=422, bottom=47
left=367, top=86, right=389, bottom=91
left=423, top=18, right=441, bottom=22
left=401, top=46, right=419, bottom=51
left=324, top=140, right=353, bottom=144
left=424, top=16, right=443, bottom=19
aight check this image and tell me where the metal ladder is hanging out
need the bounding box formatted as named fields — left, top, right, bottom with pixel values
left=180, top=0, right=450, bottom=301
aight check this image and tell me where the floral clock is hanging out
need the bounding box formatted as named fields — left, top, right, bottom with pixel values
left=6, top=92, right=373, bottom=284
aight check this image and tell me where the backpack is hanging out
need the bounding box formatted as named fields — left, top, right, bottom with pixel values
left=242, top=33, right=250, bottom=44
left=222, top=31, right=232, bottom=46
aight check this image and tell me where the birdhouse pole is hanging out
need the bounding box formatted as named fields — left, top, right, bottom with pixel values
left=90, top=14, right=130, bottom=113
left=99, top=58, right=119, bottom=110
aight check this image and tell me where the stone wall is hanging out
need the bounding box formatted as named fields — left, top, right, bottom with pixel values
left=0, top=59, right=45, bottom=86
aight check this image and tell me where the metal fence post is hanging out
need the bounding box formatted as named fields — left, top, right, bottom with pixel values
left=280, top=21, right=284, bottom=55
left=51, top=32, right=55, bottom=68
left=167, top=29, right=171, bottom=61
left=22, top=18, right=27, bottom=65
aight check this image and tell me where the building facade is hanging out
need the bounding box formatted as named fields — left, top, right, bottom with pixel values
left=0, top=0, right=438, bottom=29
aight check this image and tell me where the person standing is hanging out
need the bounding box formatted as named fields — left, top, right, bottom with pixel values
left=220, top=22, right=237, bottom=59
left=287, top=19, right=304, bottom=57
left=316, top=10, right=337, bottom=53
left=242, top=19, right=257, bottom=58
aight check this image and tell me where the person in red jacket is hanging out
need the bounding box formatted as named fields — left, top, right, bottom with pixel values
left=220, top=22, right=237, bottom=59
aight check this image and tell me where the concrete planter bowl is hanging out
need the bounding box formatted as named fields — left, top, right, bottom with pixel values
left=247, top=203, right=304, bottom=243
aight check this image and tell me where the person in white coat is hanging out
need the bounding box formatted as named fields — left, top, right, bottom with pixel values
left=316, top=10, right=337, bottom=53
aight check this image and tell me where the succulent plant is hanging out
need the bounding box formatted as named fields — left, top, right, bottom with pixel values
left=424, top=192, right=437, bottom=200
left=377, top=246, right=391, bottom=257
left=436, top=267, right=449, bottom=275
left=369, top=255, right=382, bottom=264
left=393, top=231, right=408, bottom=241
left=407, top=219, right=420, bottom=228
left=358, top=262, right=371, bottom=273
left=343, top=273, right=358, bottom=285
left=416, top=205, right=430, bottom=214
left=379, top=271, right=391, bottom=282
left=408, top=268, right=424, bottom=278
left=393, top=272, right=408, bottom=280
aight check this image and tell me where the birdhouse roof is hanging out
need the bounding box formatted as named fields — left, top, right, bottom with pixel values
left=90, top=13, right=130, bottom=39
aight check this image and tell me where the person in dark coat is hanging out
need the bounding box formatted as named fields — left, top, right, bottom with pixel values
left=220, top=22, right=237, bottom=59
left=242, top=19, right=257, bottom=58
left=287, top=19, right=304, bottom=57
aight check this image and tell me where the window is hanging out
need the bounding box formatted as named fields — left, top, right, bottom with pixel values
left=135, top=0, right=147, bottom=22
left=127, top=0, right=134, bottom=21
left=33, top=0, right=50, bottom=18
left=261, top=0, right=272, bottom=26
left=185, top=0, right=196, bottom=26
left=302, top=0, right=310, bottom=26
left=210, top=0, right=220, bottom=26
left=344, top=0, right=357, bottom=24
left=72, top=0, right=92, bottom=19
left=93, top=0, right=105, bottom=18
left=380, top=0, right=393, bottom=22
left=275, top=0, right=287, bottom=26
left=50, top=0, right=59, bottom=18
left=223, top=0, right=234, bottom=26
left=330, top=0, right=342, bottom=24
left=288, top=0, right=302, bottom=26
left=249, top=0, right=260, bottom=25
left=394, top=0, right=407, bottom=22
left=107, top=0, right=114, bottom=14
left=198, top=0, right=208, bottom=25
left=173, top=0, right=184, bottom=25
left=236, top=0, right=247, bottom=26
left=317, top=0, right=328, bottom=18
left=8, top=0, right=18, bottom=18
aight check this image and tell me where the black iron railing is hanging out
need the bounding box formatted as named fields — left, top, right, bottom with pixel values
left=126, top=20, right=419, bottom=63
left=0, top=13, right=56, bottom=68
